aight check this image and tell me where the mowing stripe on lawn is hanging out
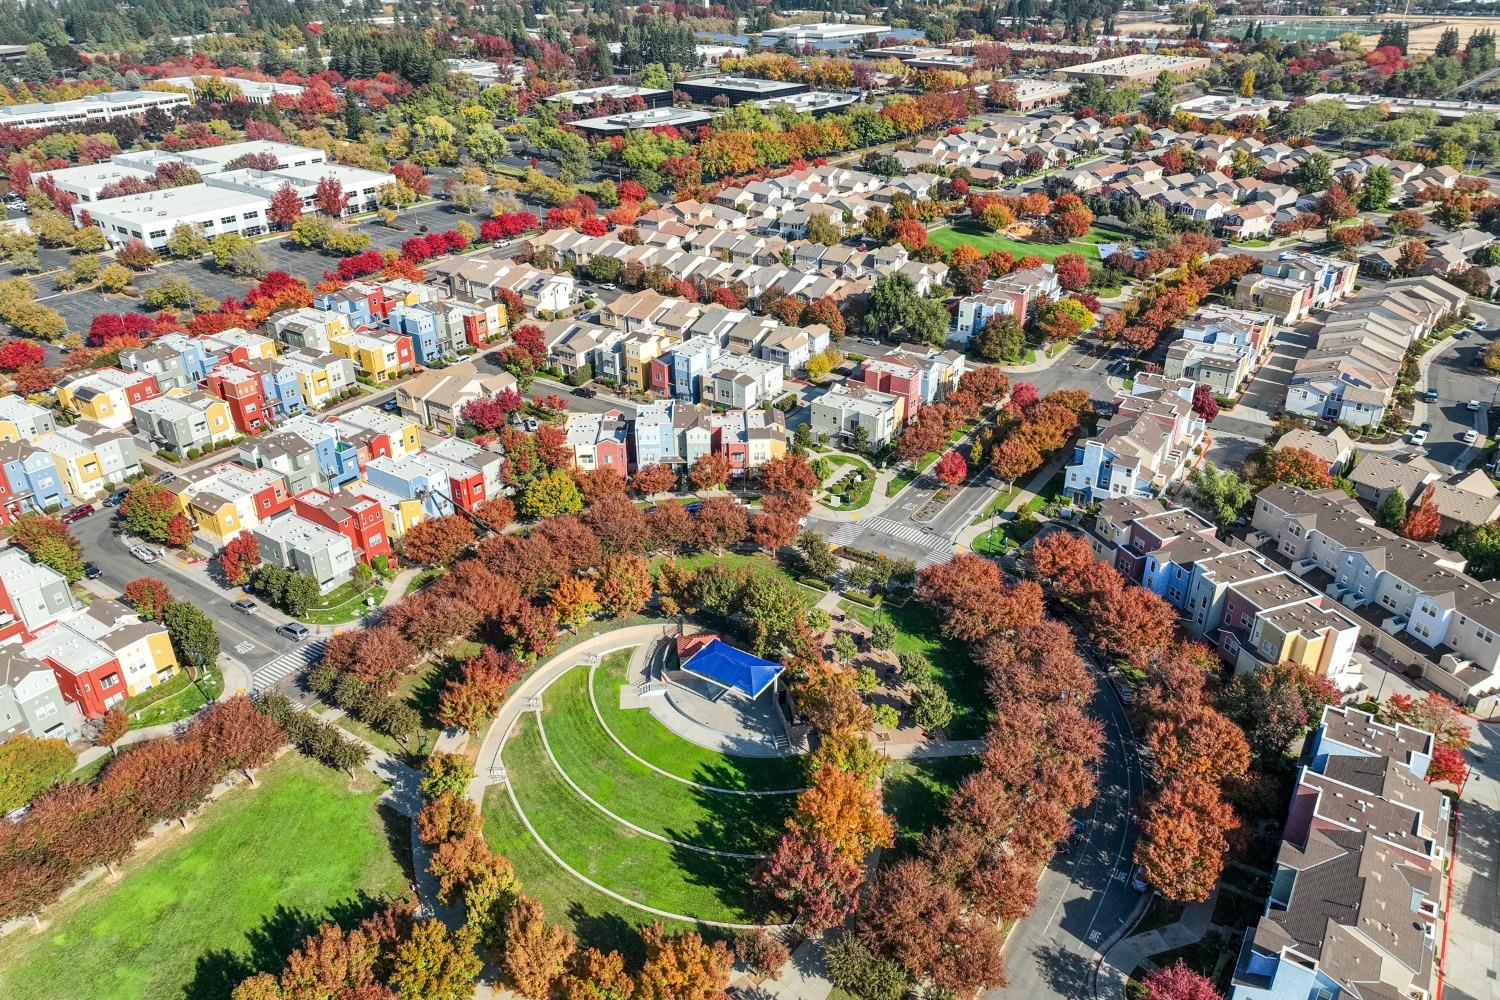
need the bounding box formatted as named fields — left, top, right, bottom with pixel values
left=590, top=650, right=807, bottom=792
left=542, top=662, right=792, bottom=854
left=533, top=702, right=769, bottom=859
left=502, top=713, right=770, bottom=927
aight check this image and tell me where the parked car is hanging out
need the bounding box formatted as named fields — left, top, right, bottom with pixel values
left=1457, top=330, right=1470, bottom=340
left=276, top=622, right=310, bottom=642
left=1425, top=388, right=1440, bottom=403
left=1410, top=428, right=1428, bottom=446
left=104, top=489, right=127, bottom=507
left=1475, top=318, right=1489, bottom=330
left=524, top=417, right=539, bottom=432
left=153, top=471, right=175, bottom=485
left=83, top=563, right=101, bottom=580
left=1468, top=399, right=1482, bottom=411
left=575, top=387, right=596, bottom=399
left=130, top=545, right=161, bottom=564
left=59, top=504, right=95, bottom=524
left=1464, top=429, right=1480, bottom=445
left=231, top=599, right=258, bottom=615
left=381, top=398, right=399, bottom=413
left=1421, top=421, right=1433, bottom=432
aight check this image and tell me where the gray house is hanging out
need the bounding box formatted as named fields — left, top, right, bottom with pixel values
left=254, top=512, right=356, bottom=594
left=0, top=648, right=71, bottom=743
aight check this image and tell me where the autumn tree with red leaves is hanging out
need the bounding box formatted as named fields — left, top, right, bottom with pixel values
left=1141, top=961, right=1224, bottom=1000
left=218, top=531, right=261, bottom=586
left=934, top=450, right=967, bottom=488
left=402, top=515, right=476, bottom=566
left=755, top=828, right=864, bottom=933
left=122, top=577, right=173, bottom=620
left=689, top=452, right=731, bottom=491
left=1254, top=446, right=1335, bottom=490
left=1087, top=582, right=1177, bottom=663
left=1135, top=775, right=1239, bottom=902
left=1191, top=384, right=1219, bottom=422
left=1400, top=484, right=1442, bottom=541
left=632, top=462, right=678, bottom=497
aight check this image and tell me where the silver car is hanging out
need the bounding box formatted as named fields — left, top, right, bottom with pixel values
left=130, top=545, right=161, bottom=564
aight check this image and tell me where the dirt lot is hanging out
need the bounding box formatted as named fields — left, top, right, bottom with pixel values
left=1117, top=14, right=1500, bottom=54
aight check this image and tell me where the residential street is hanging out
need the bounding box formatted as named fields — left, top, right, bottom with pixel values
left=1442, top=718, right=1500, bottom=1000
left=994, top=660, right=1144, bottom=1000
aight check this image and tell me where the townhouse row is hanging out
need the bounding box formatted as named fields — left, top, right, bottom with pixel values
left=1230, top=706, right=1447, bottom=1000
left=0, top=547, right=180, bottom=739
left=1064, top=373, right=1209, bottom=504
left=1278, top=275, right=1466, bottom=429
left=1086, top=496, right=1364, bottom=689
left=0, top=396, right=144, bottom=517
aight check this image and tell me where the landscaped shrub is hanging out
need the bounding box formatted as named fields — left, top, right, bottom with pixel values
left=255, top=691, right=369, bottom=774
left=824, top=935, right=908, bottom=1000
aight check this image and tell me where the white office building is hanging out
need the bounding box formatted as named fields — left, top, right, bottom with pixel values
left=0, top=90, right=189, bottom=130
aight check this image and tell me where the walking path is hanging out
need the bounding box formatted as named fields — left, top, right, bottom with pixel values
left=1102, top=891, right=1219, bottom=990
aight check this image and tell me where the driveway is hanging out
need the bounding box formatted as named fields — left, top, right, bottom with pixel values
left=1237, top=321, right=1317, bottom=421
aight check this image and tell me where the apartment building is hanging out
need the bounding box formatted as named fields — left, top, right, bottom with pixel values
left=952, top=265, right=1061, bottom=344
left=810, top=384, right=904, bottom=449
left=244, top=418, right=361, bottom=493
left=704, top=354, right=784, bottom=410
left=565, top=409, right=630, bottom=472
left=291, top=490, right=392, bottom=567
left=0, top=439, right=66, bottom=515
left=0, top=395, right=57, bottom=442
left=176, top=463, right=293, bottom=549
left=34, top=422, right=142, bottom=502
left=1230, top=707, right=1446, bottom=1000
left=1065, top=374, right=1206, bottom=502
left=849, top=344, right=967, bottom=419
left=395, top=362, right=516, bottom=431
left=1163, top=305, right=1278, bottom=398
left=1252, top=483, right=1500, bottom=710
left=330, top=407, right=423, bottom=460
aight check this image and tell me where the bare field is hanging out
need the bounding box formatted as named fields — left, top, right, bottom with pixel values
left=1116, top=15, right=1500, bottom=54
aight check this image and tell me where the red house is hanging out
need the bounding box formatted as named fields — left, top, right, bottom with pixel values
left=292, top=489, right=392, bottom=565
left=204, top=362, right=269, bottom=435
left=647, top=356, right=671, bottom=395
left=851, top=356, right=923, bottom=425
left=446, top=464, right=486, bottom=513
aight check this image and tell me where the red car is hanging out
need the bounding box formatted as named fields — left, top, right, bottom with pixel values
left=59, top=504, right=95, bottom=524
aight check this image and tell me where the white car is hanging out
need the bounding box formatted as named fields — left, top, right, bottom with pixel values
left=1464, top=429, right=1480, bottom=445
left=1468, top=400, right=1483, bottom=411
left=1410, top=429, right=1428, bottom=446
left=130, top=545, right=161, bottom=564
left=1474, top=318, right=1489, bottom=330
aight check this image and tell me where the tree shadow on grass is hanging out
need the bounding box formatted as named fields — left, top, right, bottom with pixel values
left=183, top=893, right=387, bottom=1000
left=376, top=802, right=417, bottom=885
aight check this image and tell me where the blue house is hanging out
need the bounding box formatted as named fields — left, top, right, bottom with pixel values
left=0, top=440, right=68, bottom=512
left=278, top=416, right=361, bottom=491
left=314, top=288, right=377, bottom=330
left=247, top=359, right=306, bottom=421
left=153, top=333, right=215, bottom=384
left=385, top=304, right=446, bottom=367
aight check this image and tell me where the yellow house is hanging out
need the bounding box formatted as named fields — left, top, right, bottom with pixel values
left=333, top=406, right=423, bottom=457
left=623, top=331, right=675, bottom=391
left=328, top=330, right=412, bottom=381
left=55, top=368, right=158, bottom=429
left=37, top=437, right=104, bottom=501
left=106, top=620, right=181, bottom=696
left=1246, top=601, right=1361, bottom=681
left=203, top=327, right=280, bottom=362
left=131, top=390, right=236, bottom=453
left=178, top=464, right=290, bottom=549
left=33, top=423, right=142, bottom=503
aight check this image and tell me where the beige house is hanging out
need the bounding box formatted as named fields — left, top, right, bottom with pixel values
left=395, top=362, right=517, bottom=431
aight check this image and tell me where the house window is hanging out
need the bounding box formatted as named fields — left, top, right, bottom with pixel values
left=100, top=674, right=119, bottom=690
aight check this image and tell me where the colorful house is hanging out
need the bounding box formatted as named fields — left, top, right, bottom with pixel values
left=328, top=329, right=415, bottom=381
left=34, top=422, right=142, bottom=502
left=292, top=489, right=392, bottom=566
left=56, top=367, right=162, bottom=429
left=0, top=439, right=67, bottom=514
left=0, top=395, right=57, bottom=442
left=204, top=362, right=271, bottom=435
left=131, top=390, right=236, bottom=454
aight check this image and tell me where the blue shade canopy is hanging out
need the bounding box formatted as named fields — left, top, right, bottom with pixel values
left=680, top=639, right=783, bottom=699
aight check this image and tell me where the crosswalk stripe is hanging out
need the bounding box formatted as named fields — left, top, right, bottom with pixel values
left=828, top=523, right=862, bottom=546
left=251, top=639, right=326, bottom=692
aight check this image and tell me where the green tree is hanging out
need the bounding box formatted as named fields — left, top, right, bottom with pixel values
left=1187, top=462, right=1253, bottom=526
left=976, top=313, right=1025, bottom=363
left=1360, top=165, right=1393, bottom=211
left=10, top=513, right=85, bottom=581
left=390, top=921, right=483, bottom=1000
left=1377, top=487, right=1408, bottom=531
left=0, top=734, right=74, bottom=813
left=120, top=481, right=176, bottom=542
left=1451, top=520, right=1500, bottom=580
left=163, top=601, right=221, bottom=670
left=281, top=573, right=321, bottom=617
left=518, top=470, right=583, bottom=519
left=1290, top=152, right=1333, bottom=193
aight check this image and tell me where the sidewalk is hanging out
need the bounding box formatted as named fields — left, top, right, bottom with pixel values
left=954, top=451, right=1070, bottom=551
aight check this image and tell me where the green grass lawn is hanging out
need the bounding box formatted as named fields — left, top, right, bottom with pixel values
left=839, top=600, right=987, bottom=739
left=927, top=221, right=1121, bottom=262
left=123, top=665, right=223, bottom=730
left=819, top=454, right=877, bottom=512
left=886, top=468, right=919, bottom=497
left=592, top=650, right=806, bottom=792
left=0, top=754, right=407, bottom=1000
left=481, top=784, right=702, bottom=960
left=502, top=713, right=765, bottom=924
left=543, top=661, right=793, bottom=854
left=883, top=756, right=980, bottom=858
left=300, top=582, right=386, bottom=626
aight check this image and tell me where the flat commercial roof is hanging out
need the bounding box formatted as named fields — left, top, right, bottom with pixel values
left=86, top=182, right=269, bottom=221
left=681, top=75, right=806, bottom=95
left=569, top=107, right=714, bottom=133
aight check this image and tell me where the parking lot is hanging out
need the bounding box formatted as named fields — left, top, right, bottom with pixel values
left=23, top=198, right=493, bottom=344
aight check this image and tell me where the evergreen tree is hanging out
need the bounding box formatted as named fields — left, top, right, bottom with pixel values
left=1377, top=487, right=1408, bottom=532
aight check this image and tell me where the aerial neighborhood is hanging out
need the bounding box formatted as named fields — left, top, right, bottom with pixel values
left=0, top=4, right=1495, bottom=1000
